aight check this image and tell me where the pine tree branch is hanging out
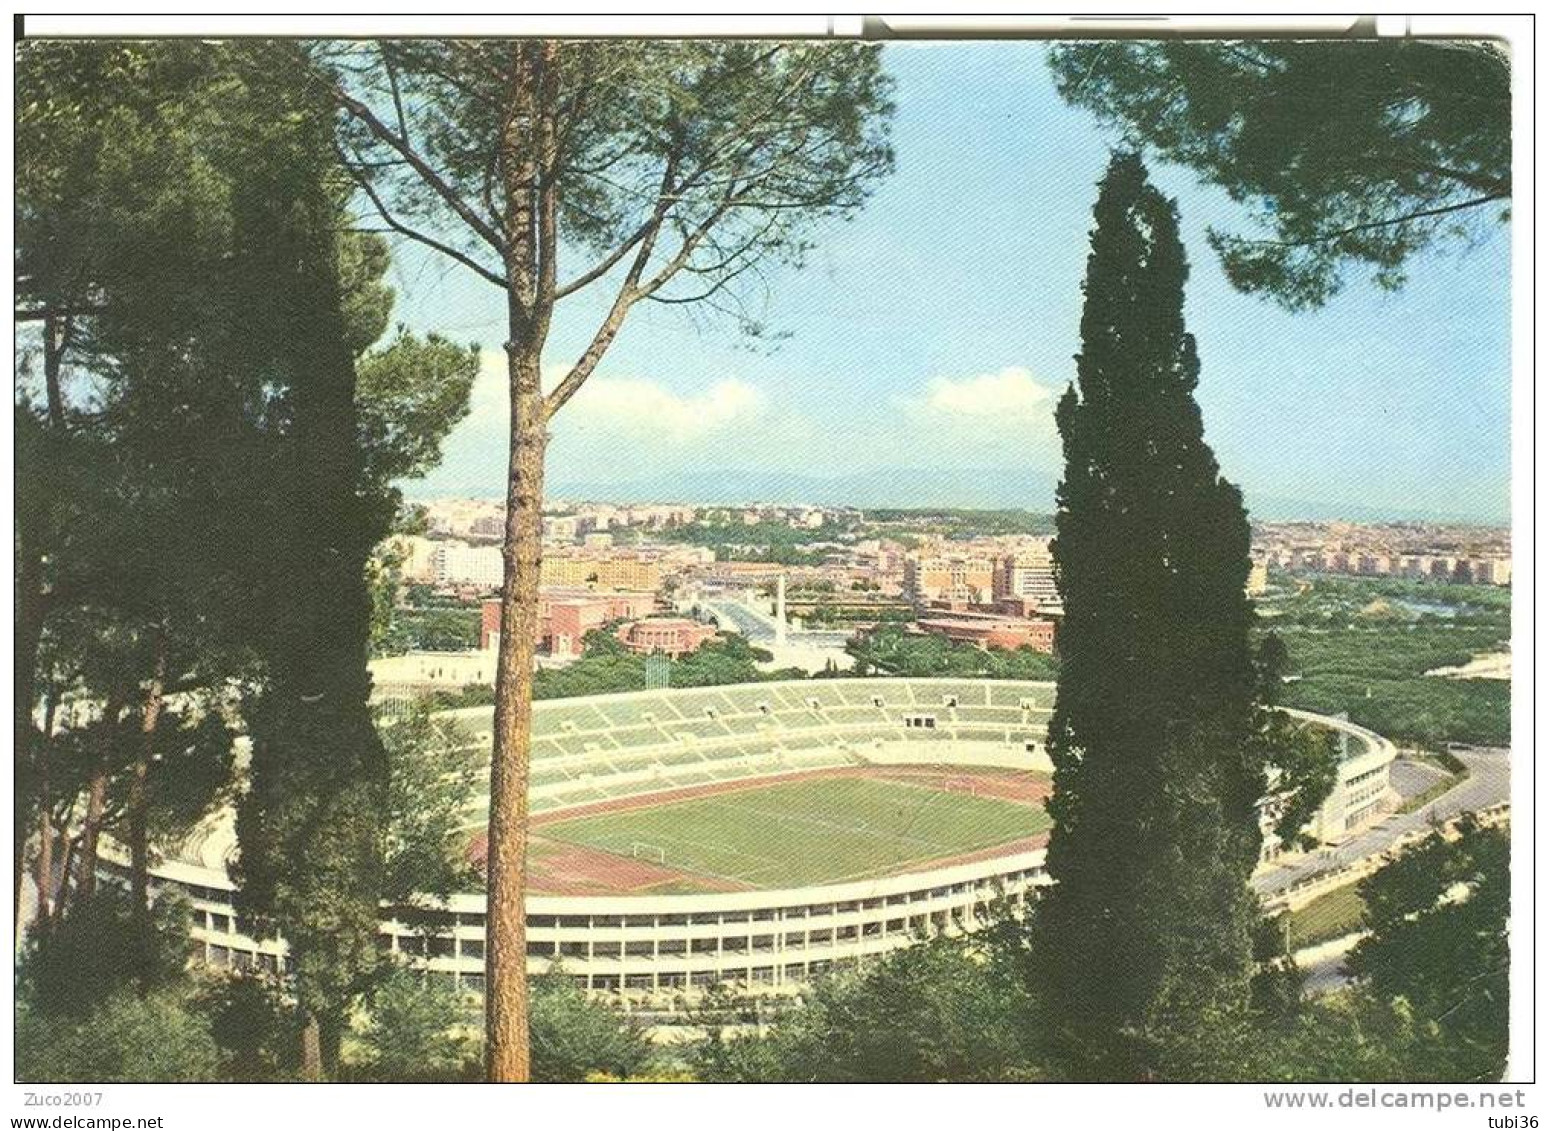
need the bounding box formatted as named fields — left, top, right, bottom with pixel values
left=1242, top=192, right=1509, bottom=248
left=329, top=76, right=507, bottom=256
left=336, top=144, right=508, bottom=290
left=544, top=153, right=682, bottom=419
left=552, top=220, right=656, bottom=300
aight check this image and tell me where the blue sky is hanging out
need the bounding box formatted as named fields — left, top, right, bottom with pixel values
left=393, top=42, right=1511, bottom=523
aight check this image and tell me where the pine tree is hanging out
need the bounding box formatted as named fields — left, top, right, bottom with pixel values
left=1032, top=153, right=1264, bottom=1079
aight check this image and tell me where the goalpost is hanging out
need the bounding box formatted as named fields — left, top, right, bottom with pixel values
left=630, top=842, right=667, bottom=865
left=940, top=772, right=980, bottom=797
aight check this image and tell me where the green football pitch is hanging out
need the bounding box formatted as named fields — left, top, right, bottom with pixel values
left=536, top=775, right=1051, bottom=889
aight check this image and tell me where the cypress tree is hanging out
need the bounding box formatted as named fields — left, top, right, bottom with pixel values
left=227, top=54, right=395, bottom=1080
left=1032, top=153, right=1264, bottom=1079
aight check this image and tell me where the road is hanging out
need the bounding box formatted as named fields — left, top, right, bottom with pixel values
left=702, top=597, right=780, bottom=641
left=701, top=597, right=852, bottom=649
left=1388, top=757, right=1448, bottom=797
left=1252, top=746, right=1511, bottom=898
left=1273, top=746, right=1511, bottom=993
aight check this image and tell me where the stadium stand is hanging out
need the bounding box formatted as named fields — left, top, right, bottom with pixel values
left=126, top=678, right=1397, bottom=1007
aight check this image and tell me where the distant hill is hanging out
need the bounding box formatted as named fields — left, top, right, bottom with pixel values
left=545, top=465, right=1060, bottom=510
left=404, top=466, right=1506, bottom=525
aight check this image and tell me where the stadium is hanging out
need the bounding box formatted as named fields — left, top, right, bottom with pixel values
left=122, top=678, right=1397, bottom=1004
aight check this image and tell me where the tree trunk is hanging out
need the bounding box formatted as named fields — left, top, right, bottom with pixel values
left=17, top=313, right=69, bottom=929
left=320, top=1017, right=343, bottom=1081
left=14, top=555, right=48, bottom=932
left=484, top=349, right=547, bottom=1083
left=73, top=696, right=120, bottom=910
left=32, top=788, right=52, bottom=929
left=485, top=40, right=554, bottom=1086
left=14, top=803, right=30, bottom=933
left=300, top=1013, right=323, bottom=1082
left=42, top=311, right=69, bottom=430
left=29, top=693, right=61, bottom=930
left=75, top=749, right=113, bottom=905
left=52, top=833, right=77, bottom=925
left=129, top=648, right=167, bottom=978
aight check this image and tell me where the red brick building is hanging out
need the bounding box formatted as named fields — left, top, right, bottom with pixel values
left=911, top=611, right=1056, bottom=653
left=480, top=588, right=657, bottom=657
left=613, top=617, right=718, bottom=658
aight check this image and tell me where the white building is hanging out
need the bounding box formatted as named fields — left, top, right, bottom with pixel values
left=433, top=541, right=503, bottom=588
left=994, top=541, right=1059, bottom=608
left=543, top=514, right=579, bottom=543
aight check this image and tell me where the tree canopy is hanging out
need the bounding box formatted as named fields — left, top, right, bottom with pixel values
left=1347, top=815, right=1509, bottom=1082
left=1033, top=153, right=1264, bottom=1078
left=15, top=39, right=476, bottom=1080
left=1049, top=41, right=1511, bottom=309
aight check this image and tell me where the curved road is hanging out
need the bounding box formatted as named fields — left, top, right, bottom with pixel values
left=1252, top=746, right=1511, bottom=898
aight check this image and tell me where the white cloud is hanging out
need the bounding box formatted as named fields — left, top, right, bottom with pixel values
left=567, top=376, right=765, bottom=440
left=463, top=350, right=763, bottom=441
left=903, top=366, right=1058, bottom=419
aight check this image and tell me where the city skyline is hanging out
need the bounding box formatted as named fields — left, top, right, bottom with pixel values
left=392, top=42, right=1511, bottom=524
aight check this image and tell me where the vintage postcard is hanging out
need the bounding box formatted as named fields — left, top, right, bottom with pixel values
left=10, top=12, right=1527, bottom=1116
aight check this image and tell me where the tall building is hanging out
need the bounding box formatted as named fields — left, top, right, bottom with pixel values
left=992, top=543, right=1059, bottom=609
left=903, top=554, right=994, bottom=604
left=542, top=553, right=664, bottom=592
left=433, top=542, right=503, bottom=589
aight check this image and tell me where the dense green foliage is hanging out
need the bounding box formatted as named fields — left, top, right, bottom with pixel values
left=1263, top=572, right=1511, bottom=627
left=19, top=891, right=195, bottom=1018
left=351, top=967, right=663, bottom=1082
left=16, top=40, right=473, bottom=1079
left=14, top=40, right=299, bottom=952
left=379, top=606, right=482, bottom=654
left=355, top=330, right=479, bottom=487
left=1033, top=154, right=1267, bottom=1079
left=847, top=623, right=1058, bottom=680
left=1347, top=816, right=1509, bottom=1081
left=694, top=935, right=1039, bottom=1082
left=1050, top=41, right=1511, bottom=309
left=379, top=705, right=483, bottom=907
left=202, top=974, right=304, bottom=1082
left=225, top=55, right=398, bottom=1073
left=529, top=970, right=660, bottom=1082
left=16, top=989, right=222, bottom=1083
left=16, top=891, right=220, bottom=1083
left=1261, top=575, right=1511, bottom=746
left=354, top=967, right=478, bottom=1082
left=421, top=683, right=498, bottom=711
left=659, top=518, right=848, bottom=565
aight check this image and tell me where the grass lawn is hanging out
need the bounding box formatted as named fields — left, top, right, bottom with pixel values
left=538, top=774, right=1051, bottom=889
left=1287, top=881, right=1368, bottom=949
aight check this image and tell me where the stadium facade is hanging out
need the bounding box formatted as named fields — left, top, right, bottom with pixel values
left=107, top=678, right=1397, bottom=1004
